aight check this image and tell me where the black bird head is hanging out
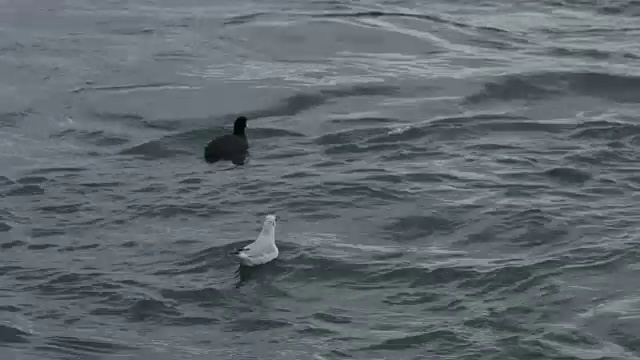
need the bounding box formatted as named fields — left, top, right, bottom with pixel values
left=233, top=116, right=248, bottom=136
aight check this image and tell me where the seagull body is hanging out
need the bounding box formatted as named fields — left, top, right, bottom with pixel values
left=234, top=215, right=278, bottom=266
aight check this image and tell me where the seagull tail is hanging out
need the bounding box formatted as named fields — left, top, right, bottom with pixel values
left=235, top=250, right=249, bottom=260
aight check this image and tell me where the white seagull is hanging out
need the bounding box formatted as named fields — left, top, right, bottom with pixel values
left=233, top=214, right=279, bottom=266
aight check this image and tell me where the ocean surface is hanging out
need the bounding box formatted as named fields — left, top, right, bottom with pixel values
left=1, top=0, right=640, bottom=359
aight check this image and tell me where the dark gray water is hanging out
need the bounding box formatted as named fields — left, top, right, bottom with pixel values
left=2, top=0, right=640, bottom=359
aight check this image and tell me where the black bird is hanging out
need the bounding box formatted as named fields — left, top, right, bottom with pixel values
left=204, top=116, right=249, bottom=165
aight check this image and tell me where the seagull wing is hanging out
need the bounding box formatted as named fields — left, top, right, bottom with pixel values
left=232, top=243, right=251, bottom=255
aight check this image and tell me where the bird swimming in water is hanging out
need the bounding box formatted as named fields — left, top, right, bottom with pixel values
left=233, top=214, right=279, bottom=267
left=204, top=116, right=249, bottom=165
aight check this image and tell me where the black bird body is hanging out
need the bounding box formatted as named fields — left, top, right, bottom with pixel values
left=204, top=116, right=249, bottom=165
